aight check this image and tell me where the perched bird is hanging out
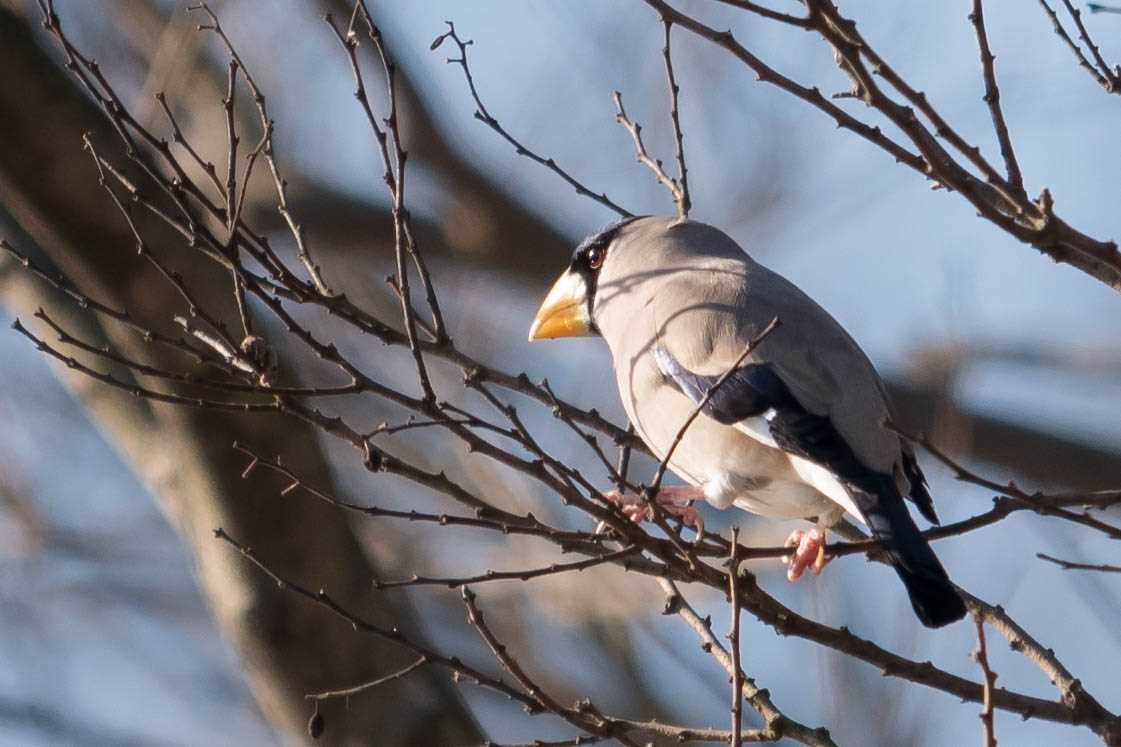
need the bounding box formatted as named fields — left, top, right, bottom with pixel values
left=528, top=216, right=966, bottom=628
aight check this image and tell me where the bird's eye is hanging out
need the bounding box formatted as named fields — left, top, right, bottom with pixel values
left=587, top=246, right=605, bottom=270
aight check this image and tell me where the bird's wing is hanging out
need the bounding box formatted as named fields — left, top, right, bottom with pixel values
left=654, top=346, right=870, bottom=522
left=652, top=259, right=939, bottom=524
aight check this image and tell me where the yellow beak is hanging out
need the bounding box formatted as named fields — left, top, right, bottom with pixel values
left=527, top=269, right=592, bottom=340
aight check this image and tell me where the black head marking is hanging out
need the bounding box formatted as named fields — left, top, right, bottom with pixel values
left=570, top=216, right=644, bottom=332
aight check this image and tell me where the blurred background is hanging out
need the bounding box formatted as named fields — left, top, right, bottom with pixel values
left=1, top=1, right=1119, bottom=745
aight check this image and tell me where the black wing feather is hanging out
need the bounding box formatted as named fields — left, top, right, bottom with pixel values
left=655, top=346, right=880, bottom=491
left=654, top=346, right=965, bottom=627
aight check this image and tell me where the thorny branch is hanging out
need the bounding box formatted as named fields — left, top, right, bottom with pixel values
left=9, top=2, right=1121, bottom=745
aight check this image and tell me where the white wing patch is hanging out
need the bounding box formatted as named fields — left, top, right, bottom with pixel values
left=732, top=411, right=779, bottom=449
left=732, top=411, right=867, bottom=525
left=788, top=456, right=867, bottom=525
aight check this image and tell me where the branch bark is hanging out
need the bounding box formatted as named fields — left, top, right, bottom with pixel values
left=0, top=10, right=481, bottom=744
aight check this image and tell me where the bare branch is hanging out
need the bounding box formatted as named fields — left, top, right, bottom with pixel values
left=662, top=20, right=691, bottom=219
left=657, top=578, right=838, bottom=747
left=462, top=588, right=640, bottom=747
left=211, top=528, right=548, bottom=713
left=187, top=2, right=334, bottom=295
left=972, top=617, right=998, bottom=747
left=729, top=528, right=744, bottom=747
left=373, top=546, right=643, bottom=590
left=434, top=22, right=633, bottom=218
left=612, top=90, right=688, bottom=218
left=969, top=0, right=1025, bottom=194
left=1038, top=0, right=1121, bottom=93
left=1036, top=553, right=1121, bottom=573
left=649, top=0, right=1121, bottom=291
left=305, top=657, right=428, bottom=703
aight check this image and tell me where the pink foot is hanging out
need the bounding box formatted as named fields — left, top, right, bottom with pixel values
left=783, top=527, right=829, bottom=582
left=597, top=485, right=705, bottom=540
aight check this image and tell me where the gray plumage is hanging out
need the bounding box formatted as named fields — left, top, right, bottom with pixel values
left=586, top=216, right=965, bottom=627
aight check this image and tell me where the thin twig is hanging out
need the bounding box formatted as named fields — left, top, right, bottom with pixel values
left=374, top=546, right=643, bottom=589
left=972, top=616, right=998, bottom=747
left=969, top=0, right=1025, bottom=194
left=462, top=588, right=641, bottom=747
left=1037, top=0, right=1119, bottom=92
left=0, top=239, right=222, bottom=368
left=305, top=657, right=428, bottom=702
left=13, top=319, right=273, bottom=412
left=211, top=528, right=550, bottom=712
left=325, top=8, right=437, bottom=403
left=359, top=5, right=449, bottom=344
left=434, top=22, right=632, bottom=218
left=712, top=0, right=812, bottom=27
left=612, top=90, right=688, bottom=216
left=960, top=589, right=1120, bottom=740
left=1036, top=553, right=1121, bottom=573
left=188, top=2, right=335, bottom=295
left=729, top=527, right=744, bottom=747
left=648, top=0, right=1121, bottom=292
left=657, top=578, right=837, bottom=747
left=662, top=20, right=691, bottom=219
left=1060, top=0, right=1118, bottom=85
left=887, top=422, right=1121, bottom=540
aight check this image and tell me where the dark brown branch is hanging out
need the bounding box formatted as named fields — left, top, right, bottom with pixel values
left=657, top=578, right=837, bottom=747
left=434, top=23, right=633, bottom=218
left=12, top=318, right=274, bottom=412
left=612, top=90, right=688, bottom=217
left=359, top=5, right=449, bottom=344
left=728, top=528, right=744, bottom=747
left=890, top=423, right=1121, bottom=540
left=232, top=442, right=676, bottom=578
left=154, top=90, right=226, bottom=201
left=712, top=0, right=812, bottom=28
left=648, top=0, right=1121, bottom=291
left=1036, top=553, right=1121, bottom=573
left=972, top=617, right=998, bottom=747
left=1060, top=0, right=1119, bottom=86
left=324, top=8, right=437, bottom=403
left=960, top=590, right=1121, bottom=742
left=212, top=528, right=547, bottom=712
left=462, top=588, right=640, bottom=747
left=0, top=239, right=222, bottom=368
left=662, top=20, right=691, bottom=219
left=1038, top=0, right=1120, bottom=93
left=969, top=0, right=1025, bottom=194
left=373, top=546, right=643, bottom=590
left=187, top=2, right=334, bottom=295
left=305, top=657, right=428, bottom=702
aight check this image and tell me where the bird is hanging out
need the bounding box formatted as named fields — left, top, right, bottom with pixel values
left=527, top=215, right=967, bottom=628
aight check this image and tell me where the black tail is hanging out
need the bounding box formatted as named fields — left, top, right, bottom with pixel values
left=857, top=486, right=967, bottom=628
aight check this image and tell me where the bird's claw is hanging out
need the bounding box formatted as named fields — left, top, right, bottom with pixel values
left=782, top=527, right=829, bottom=582
left=596, top=488, right=705, bottom=542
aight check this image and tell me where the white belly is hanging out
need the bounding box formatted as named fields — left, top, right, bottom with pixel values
left=619, top=356, right=861, bottom=524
